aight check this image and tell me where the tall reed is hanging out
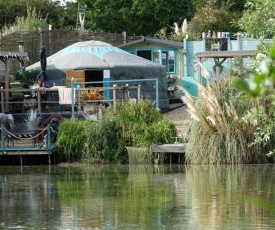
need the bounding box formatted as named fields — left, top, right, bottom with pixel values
left=182, top=76, right=268, bottom=164
left=56, top=119, right=92, bottom=162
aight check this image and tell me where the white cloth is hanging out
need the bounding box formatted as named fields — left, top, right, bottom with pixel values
left=58, top=88, right=74, bottom=104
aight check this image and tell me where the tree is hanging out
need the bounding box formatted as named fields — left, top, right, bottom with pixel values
left=192, top=0, right=246, bottom=12
left=78, top=0, right=195, bottom=36
left=187, top=0, right=241, bottom=40
left=2, top=6, right=47, bottom=35
left=233, top=44, right=275, bottom=156
left=232, top=0, right=275, bottom=39
left=0, top=0, right=69, bottom=30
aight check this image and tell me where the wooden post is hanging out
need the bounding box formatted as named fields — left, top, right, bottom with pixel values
left=47, top=124, right=51, bottom=154
left=198, top=57, right=202, bottom=84
left=122, top=31, right=127, bottom=44
left=137, top=85, right=141, bottom=104
left=1, top=124, right=5, bottom=154
left=124, top=85, right=129, bottom=100
left=216, top=64, right=220, bottom=79
left=77, top=88, right=81, bottom=112
left=37, top=89, right=41, bottom=113
left=113, top=84, right=117, bottom=111
left=1, top=88, right=4, bottom=113
left=5, top=60, right=9, bottom=112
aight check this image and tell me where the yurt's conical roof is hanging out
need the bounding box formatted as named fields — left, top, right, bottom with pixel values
left=27, top=40, right=164, bottom=74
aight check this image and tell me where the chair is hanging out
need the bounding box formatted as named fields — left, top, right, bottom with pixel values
left=10, top=82, right=28, bottom=112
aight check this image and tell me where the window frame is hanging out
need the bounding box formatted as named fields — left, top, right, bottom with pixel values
left=125, top=48, right=177, bottom=74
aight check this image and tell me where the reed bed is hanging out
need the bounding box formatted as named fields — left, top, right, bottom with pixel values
left=182, top=76, right=268, bottom=164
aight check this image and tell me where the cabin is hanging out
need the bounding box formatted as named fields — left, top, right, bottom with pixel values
left=118, top=37, right=184, bottom=102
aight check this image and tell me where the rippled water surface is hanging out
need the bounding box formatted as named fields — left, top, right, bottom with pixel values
left=1, top=164, right=275, bottom=229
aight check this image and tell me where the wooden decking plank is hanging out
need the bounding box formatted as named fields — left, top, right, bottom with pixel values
left=151, top=143, right=186, bottom=153
left=0, top=145, right=57, bottom=155
left=3, top=151, right=51, bottom=155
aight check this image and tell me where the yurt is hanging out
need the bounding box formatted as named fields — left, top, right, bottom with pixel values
left=26, top=40, right=169, bottom=108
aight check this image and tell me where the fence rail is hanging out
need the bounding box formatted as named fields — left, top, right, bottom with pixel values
left=0, top=85, right=141, bottom=114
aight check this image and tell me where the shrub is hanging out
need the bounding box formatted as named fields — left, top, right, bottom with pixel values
left=56, top=99, right=177, bottom=163
left=56, top=120, right=92, bottom=162
left=182, top=77, right=268, bottom=164
left=108, top=99, right=177, bottom=148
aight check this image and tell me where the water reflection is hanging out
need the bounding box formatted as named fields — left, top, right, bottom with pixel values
left=185, top=165, right=275, bottom=229
left=0, top=165, right=275, bottom=229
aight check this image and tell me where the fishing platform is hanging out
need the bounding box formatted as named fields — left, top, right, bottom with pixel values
left=0, top=124, right=57, bottom=165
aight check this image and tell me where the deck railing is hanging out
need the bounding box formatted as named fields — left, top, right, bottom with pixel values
left=0, top=124, right=57, bottom=164
left=0, top=85, right=141, bottom=114
left=0, top=124, right=54, bottom=154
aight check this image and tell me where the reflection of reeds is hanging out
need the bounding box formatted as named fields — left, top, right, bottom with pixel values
left=182, top=77, right=267, bottom=164
left=185, top=165, right=275, bottom=228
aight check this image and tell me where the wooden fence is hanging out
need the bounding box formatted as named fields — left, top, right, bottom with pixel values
left=0, top=85, right=141, bottom=115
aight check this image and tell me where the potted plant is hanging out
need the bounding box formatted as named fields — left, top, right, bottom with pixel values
left=82, top=89, right=104, bottom=114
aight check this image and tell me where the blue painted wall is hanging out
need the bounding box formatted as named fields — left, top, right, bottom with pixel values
left=182, top=37, right=259, bottom=98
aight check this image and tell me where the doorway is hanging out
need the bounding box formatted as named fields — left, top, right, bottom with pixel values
left=85, top=70, right=104, bottom=87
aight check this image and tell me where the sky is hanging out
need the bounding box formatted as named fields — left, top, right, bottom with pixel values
left=52, top=0, right=77, bottom=6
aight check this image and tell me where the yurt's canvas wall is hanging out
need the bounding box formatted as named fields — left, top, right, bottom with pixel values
left=104, top=52, right=168, bottom=108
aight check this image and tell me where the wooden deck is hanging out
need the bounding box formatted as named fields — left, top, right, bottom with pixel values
left=151, top=143, right=186, bottom=153
left=151, top=143, right=186, bottom=164
left=0, top=145, right=57, bottom=165
left=1, top=124, right=57, bottom=164
left=1, top=145, right=57, bottom=154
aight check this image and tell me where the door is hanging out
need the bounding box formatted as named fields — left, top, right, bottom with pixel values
left=66, top=70, right=85, bottom=88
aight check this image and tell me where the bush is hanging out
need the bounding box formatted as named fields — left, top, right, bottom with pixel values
left=108, top=99, right=177, bottom=148
left=183, top=77, right=268, bottom=164
left=56, top=120, right=92, bottom=162
left=56, top=99, right=177, bottom=163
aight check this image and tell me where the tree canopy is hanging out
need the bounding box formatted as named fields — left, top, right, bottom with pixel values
left=187, top=0, right=241, bottom=40
left=78, top=0, right=195, bottom=36
left=232, top=0, right=275, bottom=39
left=0, top=0, right=66, bottom=29
left=0, top=0, right=273, bottom=41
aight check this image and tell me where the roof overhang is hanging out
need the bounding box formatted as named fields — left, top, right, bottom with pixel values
left=0, top=51, right=29, bottom=63
left=118, top=37, right=183, bottom=49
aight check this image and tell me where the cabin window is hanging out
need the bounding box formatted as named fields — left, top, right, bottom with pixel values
left=153, top=51, right=161, bottom=64
left=162, top=50, right=175, bottom=73
left=137, top=50, right=151, bottom=60
left=125, top=49, right=176, bottom=74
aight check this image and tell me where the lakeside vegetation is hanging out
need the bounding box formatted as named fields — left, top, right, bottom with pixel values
left=183, top=42, right=275, bottom=164
left=56, top=99, right=177, bottom=163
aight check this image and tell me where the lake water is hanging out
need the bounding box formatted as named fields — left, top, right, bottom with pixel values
left=0, top=164, right=275, bottom=229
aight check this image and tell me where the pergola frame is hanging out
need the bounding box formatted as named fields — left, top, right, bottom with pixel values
left=196, top=50, right=257, bottom=83
left=0, top=51, right=29, bottom=111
